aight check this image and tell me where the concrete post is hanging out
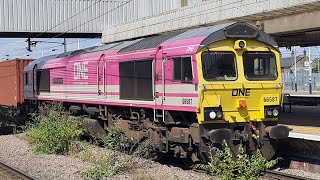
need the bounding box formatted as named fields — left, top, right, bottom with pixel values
left=63, top=38, right=67, bottom=53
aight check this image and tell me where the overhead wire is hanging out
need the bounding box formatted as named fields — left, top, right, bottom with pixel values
left=100, top=0, right=270, bottom=37
left=0, top=0, right=262, bottom=58
left=13, top=0, right=263, bottom=58
left=29, top=0, right=103, bottom=40
left=0, top=0, right=132, bottom=59
left=37, top=0, right=133, bottom=45
left=2, top=0, right=320, bottom=60
left=0, top=0, right=104, bottom=57
left=8, top=37, right=101, bottom=58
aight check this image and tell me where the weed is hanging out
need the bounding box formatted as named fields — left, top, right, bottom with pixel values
left=71, top=123, right=152, bottom=179
left=0, top=106, right=23, bottom=126
left=25, top=103, right=83, bottom=154
left=104, top=122, right=131, bottom=153
left=69, top=141, right=135, bottom=180
left=195, top=142, right=281, bottom=180
left=82, top=150, right=134, bottom=180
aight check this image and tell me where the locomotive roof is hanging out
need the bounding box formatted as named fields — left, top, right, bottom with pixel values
left=117, top=22, right=277, bottom=53
left=24, top=54, right=58, bottom=71
left=118, top=32, right=181, bottom=53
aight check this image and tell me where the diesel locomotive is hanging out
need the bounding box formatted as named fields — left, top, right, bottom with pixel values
left=23, top=22, right=289, bottom=162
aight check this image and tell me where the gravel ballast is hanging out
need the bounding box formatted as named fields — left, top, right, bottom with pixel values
left=278, top=168, right=320, bottom=180
left=1, top=134, right=319, bottom=180
left=0, top=134, right=211, bottom=180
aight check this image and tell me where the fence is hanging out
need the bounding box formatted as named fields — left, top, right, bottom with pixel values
left=282, top=72, right=320, bottom=91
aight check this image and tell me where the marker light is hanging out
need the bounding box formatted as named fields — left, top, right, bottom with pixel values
left=209, top=111, right=217, bottom=119
left=266, top=109, right=273, bottom=116
left=216, top=111, right=223, bottom=118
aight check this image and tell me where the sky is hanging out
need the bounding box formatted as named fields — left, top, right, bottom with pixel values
left=280, top=46, right=320, bottom=59
left=0, top=38, right=101, bottom=60
left=0, top=38, right=320, bottom=61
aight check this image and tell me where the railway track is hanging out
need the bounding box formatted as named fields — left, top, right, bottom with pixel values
left=264, top=170, right=310, bottom=180
left=0, top=160, right=35, bottom=180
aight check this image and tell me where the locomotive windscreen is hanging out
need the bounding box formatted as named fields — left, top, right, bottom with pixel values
left=120, top=60, right=153, bottom=101
left=243, top=52, right=277, bottom=80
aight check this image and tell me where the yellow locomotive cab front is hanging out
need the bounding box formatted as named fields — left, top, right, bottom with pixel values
left=196, top=39, right=283, bottom=124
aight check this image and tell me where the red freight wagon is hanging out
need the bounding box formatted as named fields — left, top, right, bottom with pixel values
left=0, top=59, right=33, bottom=107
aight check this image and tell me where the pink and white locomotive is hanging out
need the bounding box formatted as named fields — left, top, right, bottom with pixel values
left=24, top=22, right=289, bottom=161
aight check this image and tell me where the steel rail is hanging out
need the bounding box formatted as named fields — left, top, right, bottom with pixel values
left=0, top=160, right=36, bottom=180
left=264, top=170, right=310, bottom=180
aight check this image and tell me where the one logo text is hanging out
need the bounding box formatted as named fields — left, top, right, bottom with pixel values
left=232, top=88, right=251, bottom=96
left=74, top=61, right=88, bottom=80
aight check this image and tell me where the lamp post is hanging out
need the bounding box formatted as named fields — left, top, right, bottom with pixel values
left=294, top=46, right=297, bottom=92
left=309, top=47, right=312, bottom=94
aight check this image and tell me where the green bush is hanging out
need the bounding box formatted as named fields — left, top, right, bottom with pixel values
left=196, top=142, right=281, bottom=180
left=26, top=103, right=83, bottom=154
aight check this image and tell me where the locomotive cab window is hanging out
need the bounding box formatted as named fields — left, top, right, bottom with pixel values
left=243, top=52, right=277, bottom=80
left=173, top=57, right=193, bottom=82
left=24, top=72, right=29, bottom=85
left=201, top=51, right=237, bottom=81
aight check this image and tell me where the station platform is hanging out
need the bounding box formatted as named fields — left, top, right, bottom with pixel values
left=279, top=105, right=320, bottom=141
left=283, top=90, right=320, bottom=97
left=282, top=91, right=320, bottom=111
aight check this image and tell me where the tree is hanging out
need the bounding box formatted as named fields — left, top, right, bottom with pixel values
left=312, top=58, right=320, bottom=73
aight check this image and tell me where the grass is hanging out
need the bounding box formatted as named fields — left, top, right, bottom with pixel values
left=68, top=122, right=152, bottom=180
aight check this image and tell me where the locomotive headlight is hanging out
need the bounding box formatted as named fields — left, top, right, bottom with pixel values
left=266, top=109, right=273, bottom=116
left=234, top=40, right=246, bottom=49
left=272, top=109, right=279, bottom=117
left=209, top=111, right=217, bottom=119
left=204, top=107, right=223, bottom=120
left=238, top=41, right=245, bottom=48
left=264, top=106, right=281, bottom=118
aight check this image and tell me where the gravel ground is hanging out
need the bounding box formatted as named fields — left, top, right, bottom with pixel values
left=111, top=158, right=212, bottom=180
left=2, top=133, right=317, bottom=180
left=0, top=134, right=212, bottom=180
left=0, top=134, right=92, bottom=180
left=278, top=168, right=320, bottom=180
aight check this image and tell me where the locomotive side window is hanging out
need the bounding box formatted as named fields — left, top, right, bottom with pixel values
left=201, top=51, right=237, bottom=81
left=173, top=57, right=193, bottom=82
left=36, top=69, right=50, bottom=93
left=120, top=60, right=153, bottom=101
left=24, top=72, right=29, bottom=85
left=243, top=52, right=277, bottom=80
